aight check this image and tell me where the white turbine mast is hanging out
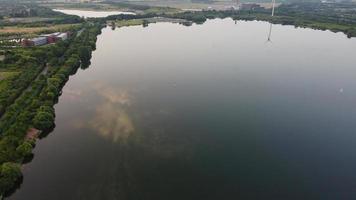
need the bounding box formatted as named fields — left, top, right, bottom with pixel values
left=271, top=0, right=276, bottom=16
left=267, top=0, right=276, bottom=42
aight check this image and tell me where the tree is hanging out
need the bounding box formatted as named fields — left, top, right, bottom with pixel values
left=0, top=162, right=22, bottom=194
left=78, top=46, right=92, bottom=68
left=33, top=106, right=55, bottom=131
left=16, top=142, right=33, bottom=158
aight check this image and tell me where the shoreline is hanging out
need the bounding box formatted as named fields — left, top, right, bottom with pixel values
left=0, top=21, right=104, bottom=197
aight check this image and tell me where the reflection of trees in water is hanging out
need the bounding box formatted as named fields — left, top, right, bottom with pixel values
left=38, top=123, right=55, bottom=139
left=3, top=176, right=23, bottom=198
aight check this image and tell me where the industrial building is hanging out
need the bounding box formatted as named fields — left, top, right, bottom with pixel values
left=21, top=32, right=70, bottom=47
left=41, top=32, right=61, bottom=44
left=32, top=37, right=47, bottom=46
left=57, top=33, right=68, bottom=41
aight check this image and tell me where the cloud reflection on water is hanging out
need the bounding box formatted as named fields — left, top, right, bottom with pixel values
left=89, top=82, right=135, bottom=142
left=62, top=88, right=84, bottom=102
left=90, top=103, right=134, bottom=142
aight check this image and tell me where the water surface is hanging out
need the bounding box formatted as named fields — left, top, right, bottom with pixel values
left=8, top=18, right=356, bottom=200
left=53, top=9, right=135, bottom=18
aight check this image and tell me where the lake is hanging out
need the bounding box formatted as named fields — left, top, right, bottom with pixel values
left=8, top=13, right=356, bottom=200
left=53, top=9, right=135, bottom=18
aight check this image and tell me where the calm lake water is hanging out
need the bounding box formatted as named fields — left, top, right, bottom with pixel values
left=8, top=15, right=356, bottom=200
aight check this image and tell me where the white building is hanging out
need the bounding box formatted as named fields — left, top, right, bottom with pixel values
left=32, top=37, right=47, bottom=46
left=57, top=33, right=68, bottom=41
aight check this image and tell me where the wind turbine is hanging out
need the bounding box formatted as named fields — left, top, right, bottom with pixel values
left=267, top=0, right=276, bottom=42
left=271, top=0, right=276, bottom=17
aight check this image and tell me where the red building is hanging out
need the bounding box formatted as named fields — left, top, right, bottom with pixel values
left=46, top=35, right=58, bottom=44
left=42, top=33, right=60, bottom=44
left=21, top=39, right=34, bottom=47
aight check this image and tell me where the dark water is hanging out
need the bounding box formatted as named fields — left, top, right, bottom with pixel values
left=9, top=18, right=356, bottom=200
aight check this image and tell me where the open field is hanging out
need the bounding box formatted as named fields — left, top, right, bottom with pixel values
left=115, top=19, right=145, bottom=27
left=0, top=72, right=19, bottom=81
left=140, top=7, right=181, bottom=14
left=0, top=23, right=81, bottom=35
left=0, top=71, right=18, bottom=77
left=1, top=17, right=58, bottom=24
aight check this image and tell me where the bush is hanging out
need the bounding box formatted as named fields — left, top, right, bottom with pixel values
left=33, top=106, right=55, bottom=131
left=16, top=142, right=33, bottom=158
left=0, top=162, right=22, bottom=194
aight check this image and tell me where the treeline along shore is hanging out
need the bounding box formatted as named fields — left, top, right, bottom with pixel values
left=102, top=2, right=356, bottom=38
left=39, top=0, right=356, bottom=38
left=0, top=22, right=103, bottom=197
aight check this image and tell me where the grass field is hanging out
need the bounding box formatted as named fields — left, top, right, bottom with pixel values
left=0, top=23, right=81, bottom=35
left=0, top=72, right=19, bottom=80
left=143, top=7, right=180, bottom=14
left=115, top=19, right=145, bottom=27
left=1, top=17, right=57, bottom=24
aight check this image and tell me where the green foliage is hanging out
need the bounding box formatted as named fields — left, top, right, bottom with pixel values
left=78, top=46, right=92, bottom=68
left=0, top=162, right=22, bottom=194
left=33, top=106, right=54, bottom=130
left=0, top=22, right=103, bottom=195
left=0, top=3, right=83, bottom=26
left=16, top=141, right=33, bottom=158
left=168, top=12, right=208, bottom=24
left=0, top=49, right=45, bottom=117
left=232, top=2, right=356, bottom=38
